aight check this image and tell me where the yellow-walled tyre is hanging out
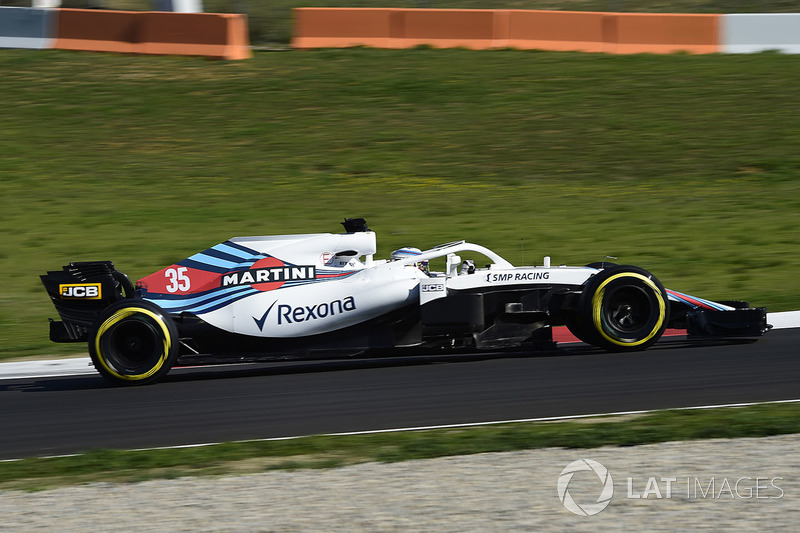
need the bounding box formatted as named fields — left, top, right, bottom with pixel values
left=577, top=266, right=669, bottom=352
left=89, top=300, right=178, bottom=385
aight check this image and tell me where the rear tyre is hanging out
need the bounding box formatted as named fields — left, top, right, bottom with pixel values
left=89, top=300, right=178, bottom=385
left=576, top=266, right=669, bottom=352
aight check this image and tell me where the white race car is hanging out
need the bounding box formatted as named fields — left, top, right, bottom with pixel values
left=42, top=218, right=769, bottom=385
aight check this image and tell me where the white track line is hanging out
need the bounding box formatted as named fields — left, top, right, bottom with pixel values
left=767, top=310, right=800, bottom=329
left=4, top=398, right=799, bottom=462
left=0, top=357, right=94, bottom=379
left=2, top=311, right=798, bottom=380
left=138, top=398, right=800, bottom=449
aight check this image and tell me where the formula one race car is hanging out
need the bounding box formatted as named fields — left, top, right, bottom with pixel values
left=41, top=219, right=769, bottom=385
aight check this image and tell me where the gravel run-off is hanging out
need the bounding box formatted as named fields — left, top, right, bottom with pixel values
left=2, top=434, right=798, bottom=531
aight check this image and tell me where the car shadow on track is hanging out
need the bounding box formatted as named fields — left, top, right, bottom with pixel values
left=0, top=337, right=759, bottom=392
left=0, top=375, right=110, bottom=393
left=162, top=336, right=758, bottom=383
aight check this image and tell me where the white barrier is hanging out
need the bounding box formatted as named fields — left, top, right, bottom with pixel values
left=153, top=0, right=204, bottom=13
left=0, top=6, right=55, bottom=50
left=722, top=14, right=800, bottom=54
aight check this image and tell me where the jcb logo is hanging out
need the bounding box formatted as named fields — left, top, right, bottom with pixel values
left=59, top=283, right=102, bottom=300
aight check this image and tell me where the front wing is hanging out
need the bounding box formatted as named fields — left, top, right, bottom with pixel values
left=667, top=290, right=769, bottom=338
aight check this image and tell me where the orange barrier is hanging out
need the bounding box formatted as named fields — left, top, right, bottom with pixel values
left=54, top=9, right=142, bottom=54
left=507, top=10, right=610, bottom=53
left=143, top=12, right=251, bottom=60
left=293, top=8, right=509, bottom=50
left=613, top=13, right=719, bottom=54
left=53, top=9, right=250, bottom=60
left=399, top=9, right=509, bottom=49
left=292, top=8, right=395, bottom=49
left=292, top=8, right=721, bottom=55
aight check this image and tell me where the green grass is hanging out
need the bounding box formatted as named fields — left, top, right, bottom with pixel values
left=3, top=0, right=800, bottom=44
left=1, top=48, right=800, bottom=359
left=1, top=402, right=799, bottom=491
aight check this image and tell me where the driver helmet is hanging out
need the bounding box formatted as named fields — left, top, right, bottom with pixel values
left=391, top=247, right=429, bottom=274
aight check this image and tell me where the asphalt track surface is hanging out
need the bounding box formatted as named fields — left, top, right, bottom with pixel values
left=1, top=329, right=798, bottom=460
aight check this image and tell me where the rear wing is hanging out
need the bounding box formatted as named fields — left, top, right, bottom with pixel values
left=40, top=261, right=133, bottom=342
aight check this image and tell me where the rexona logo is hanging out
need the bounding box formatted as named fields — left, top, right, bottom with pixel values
left=59, top=283, right=102, bottom=300
left=221, top=257, right=316, bottom=292
left=277, top=296, right=357, bottom=324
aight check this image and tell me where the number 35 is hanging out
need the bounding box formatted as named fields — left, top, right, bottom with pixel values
left=165, top=267, right=191, bottom=293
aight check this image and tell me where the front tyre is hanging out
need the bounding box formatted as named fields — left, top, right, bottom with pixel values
left=89, top=300, right=178, bottom=385
left=577, top=266, right=669, bottom=352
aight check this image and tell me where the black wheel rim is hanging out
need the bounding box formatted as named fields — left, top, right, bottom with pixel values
left=601, top=285, right=660, bottom=342
left=100, top=317, right=162, bottom=375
